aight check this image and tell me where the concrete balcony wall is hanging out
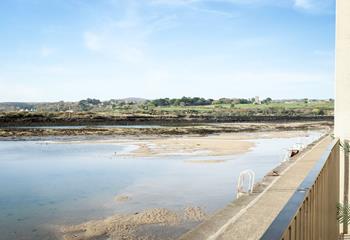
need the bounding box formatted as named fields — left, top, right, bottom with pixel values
left=335, top=0, right=350, bottom=140
left=336, top=0, right=350, bottom=234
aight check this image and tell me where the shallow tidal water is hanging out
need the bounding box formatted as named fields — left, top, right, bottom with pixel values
left=0, top=131, right=323, bottom=240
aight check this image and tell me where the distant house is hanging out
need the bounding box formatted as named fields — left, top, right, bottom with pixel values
left=254, top=96, right=261, bottom=105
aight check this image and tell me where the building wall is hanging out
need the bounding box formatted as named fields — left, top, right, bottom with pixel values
left=335, top=2, right=350, bottom=231
left=335, top=0, right=350, bottom=139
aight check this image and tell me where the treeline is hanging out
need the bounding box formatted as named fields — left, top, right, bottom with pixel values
left=0, top=97, right=275, bottom=112
left=78, top=98, right=102, bottom=111
left=150, top=97, right=213, bottom=107
left=76, top=97, right=272, bottom=109
left=149, top=97, right=272, bottom=107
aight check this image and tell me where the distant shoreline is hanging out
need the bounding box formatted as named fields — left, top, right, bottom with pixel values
left=0, top=112, right=333, bottom=127
left=0, top=121, right=333, bottom=138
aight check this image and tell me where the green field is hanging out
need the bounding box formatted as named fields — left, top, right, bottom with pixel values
left=114, top=101, right=334, bottom=117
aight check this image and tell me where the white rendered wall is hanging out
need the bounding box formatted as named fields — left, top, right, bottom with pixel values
left=336, top=2, right=350, bottom=233
left=335, top=0, right=350, bottom=139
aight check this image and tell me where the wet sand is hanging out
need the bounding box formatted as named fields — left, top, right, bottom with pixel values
left=115, top=195, right=132, bottom=203
left=128, top=137, right=255, bottom=157
left=119, top=130, right=326, bottom=157
left=47, top=130, right=326, bottom=158
left=58, top=207, right=207, bottom=240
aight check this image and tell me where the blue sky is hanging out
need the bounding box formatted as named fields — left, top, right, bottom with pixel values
left=0, top=0, right=335, bottom=101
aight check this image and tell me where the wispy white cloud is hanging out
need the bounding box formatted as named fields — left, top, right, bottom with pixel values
left=294, top=0, right=312, bottom=9
left=83, top=31, right=146, bottom=64
left=40, top=46, right=55, bottom=57
left=150, top=0, right=286, bottom=7
left=151, top=0, right=334, bottom=14
left=293, top=0, right=334, bottom=13
left=313, top=49, right=334, bottom=57
left=83, top=1, right=180, bottom=64
left=84, top=32, right=102, bottom=51
left=84, top=30, right=146, bottom=63
left=150, top=0, right=196, bottom=6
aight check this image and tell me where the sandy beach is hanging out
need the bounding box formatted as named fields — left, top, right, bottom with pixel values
left=92, top=130, right=326, bottom=158
left=139, top=131, right=323, bottom=156
left=59, top=207, right=207, bottom=240
left=46, top=130, right=327, bottom=159
left=127, top=137, right=255, bottom=157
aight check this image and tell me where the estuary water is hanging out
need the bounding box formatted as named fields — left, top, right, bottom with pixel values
left=0, top=131, right=323, bottom=240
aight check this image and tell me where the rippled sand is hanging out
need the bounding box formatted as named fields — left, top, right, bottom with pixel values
left=59, top=207, right=207, bottom=240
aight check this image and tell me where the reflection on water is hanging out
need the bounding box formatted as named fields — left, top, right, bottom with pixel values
left=0, top=131, right=323, bottom=240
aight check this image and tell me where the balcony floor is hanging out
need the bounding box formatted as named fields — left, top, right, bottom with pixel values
left=179, top=135, right=333, bottom=240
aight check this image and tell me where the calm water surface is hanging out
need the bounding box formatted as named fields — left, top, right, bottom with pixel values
left=0, top=131, right=323, bottom=240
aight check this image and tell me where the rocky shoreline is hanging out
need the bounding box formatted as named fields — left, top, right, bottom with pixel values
left=0, top=121, right=333, bottom=138
left=0, top=112, right=333, bottom=127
